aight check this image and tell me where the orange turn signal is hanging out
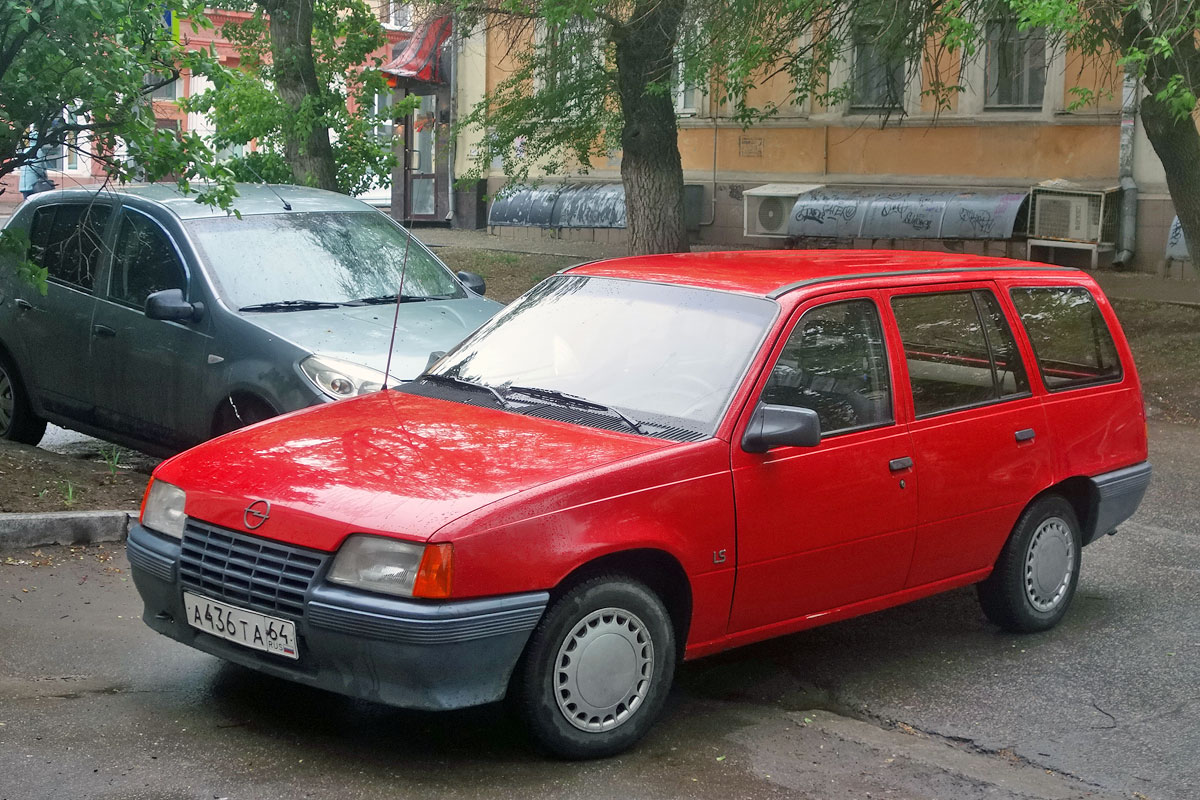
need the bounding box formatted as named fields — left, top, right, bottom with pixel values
left=413, top=543, right=453, bottom=599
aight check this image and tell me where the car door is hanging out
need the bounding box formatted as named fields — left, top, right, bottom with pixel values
left=12, top=201, right=113, bottom=424
left=885, top=284, right=1054, bottom=587
left=89, top=207, right=213, bottom=450
left=729, top=292, right=919, bottom=633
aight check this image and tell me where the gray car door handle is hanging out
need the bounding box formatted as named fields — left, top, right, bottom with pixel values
left=1015, top=428, right=1036, bottom=442
left=92, top=324, right=116, bottom=338
left=889, top=457, right=914, bottom=472
left=14, top=298, right=33, bottom=311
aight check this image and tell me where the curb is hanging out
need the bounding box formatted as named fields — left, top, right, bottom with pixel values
left=0, top=510, right=135, bottom=549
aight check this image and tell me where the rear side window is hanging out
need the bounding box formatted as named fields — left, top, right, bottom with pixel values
left=28, top=204, right=111, bottom=290
left=762, top=299, right=893, bottom=436
left=1010, top=287, right=1122, bottom=390
left=892, top=290, right=1030, bottom=418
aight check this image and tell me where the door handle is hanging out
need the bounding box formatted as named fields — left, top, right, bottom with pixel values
left=14, top=298, right=33, bottom=311
left=889, top=456, right=913, bottom=472
left=1015, top=428, right=1036, bottom=443
left=92, top=324, right=116, bottom=338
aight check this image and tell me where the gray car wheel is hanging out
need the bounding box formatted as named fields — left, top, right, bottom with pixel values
left=978, top=495, right=1082, bottom=633
left=0, top=351, right=46, bottom=446
left=514, top=575, right=677, bottom=759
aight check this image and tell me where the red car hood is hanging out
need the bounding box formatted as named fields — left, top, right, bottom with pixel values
left=154, top=390, right=670, bottom=551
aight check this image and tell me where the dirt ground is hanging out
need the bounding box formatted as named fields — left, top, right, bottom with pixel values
left=0, top=260, right=1195, bottom=515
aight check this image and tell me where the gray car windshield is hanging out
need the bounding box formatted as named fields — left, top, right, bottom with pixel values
left=426, top=275, right=778, bottom=437
left=185, top=211, right=464, bottom=309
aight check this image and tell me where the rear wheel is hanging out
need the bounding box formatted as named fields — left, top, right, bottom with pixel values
left=978, top=495, right=1081, bottom=633
left=0, top=351, right=46, bottom=446
left=513, top=575, right=677, bottom=759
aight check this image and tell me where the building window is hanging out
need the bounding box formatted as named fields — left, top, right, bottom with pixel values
left=381, top=1, right=412, bottom=31
left=145, top=72, right=177, bottom=101
left=850, top=23, right=905, bottom=111
left=985, top=21, right=1046, bottom=109
left=374, top=91, right=395, bottom=141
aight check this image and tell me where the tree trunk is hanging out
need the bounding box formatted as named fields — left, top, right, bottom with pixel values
left=259, top=0, right=339, bottom=191
left=1140, top=93, right=1200, bottom=264
left=614, top=1, right=689, bottom=255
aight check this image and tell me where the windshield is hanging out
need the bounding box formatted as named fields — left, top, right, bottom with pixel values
left=425, top=275, right=778, bottom=437
left=185, top=211, right=464, bottom=309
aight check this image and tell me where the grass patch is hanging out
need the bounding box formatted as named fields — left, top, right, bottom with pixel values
left=435, top=248, right=582, bottom=304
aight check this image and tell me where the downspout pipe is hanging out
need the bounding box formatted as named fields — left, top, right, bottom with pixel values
left=1115, top=66, right=1139, bottom=267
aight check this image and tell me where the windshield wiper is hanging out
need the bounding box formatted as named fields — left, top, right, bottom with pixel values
left=239, top=299, right=345, bottom=312
left=350, top=293, right=453, bottom=305
left=420, top=373, right=508, bottom=408
left=505, top=385, right=645, bottom=435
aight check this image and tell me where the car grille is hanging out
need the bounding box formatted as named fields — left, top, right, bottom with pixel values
left=179, top=521, right=328, bottom=619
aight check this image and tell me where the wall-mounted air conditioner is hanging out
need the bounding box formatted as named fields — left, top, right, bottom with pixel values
left=1029, top=187, right=1118, bottom=244
left=744, top=184, right=825, bottom=238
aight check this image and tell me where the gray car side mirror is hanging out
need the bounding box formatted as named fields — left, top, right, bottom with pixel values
left=741, top=404, right=821, bottom=453
left=456, top=271, right=487, bottom=296
left=145, top=288, right=202, bottom=322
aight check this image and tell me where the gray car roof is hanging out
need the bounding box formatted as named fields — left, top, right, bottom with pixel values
left=40, top=182, right=375, bottom=220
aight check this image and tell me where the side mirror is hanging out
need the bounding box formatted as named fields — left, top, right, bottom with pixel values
left=456, top=270, right=486, bottom=296
left=741, top=404, right=821, bottom=453
left=145, top=288, right=201, bottom=322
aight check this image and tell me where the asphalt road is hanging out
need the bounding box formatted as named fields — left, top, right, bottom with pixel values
left=0, top=421, right=1195, bottom=800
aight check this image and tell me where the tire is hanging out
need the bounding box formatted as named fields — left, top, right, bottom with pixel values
left=213, top=394, right=276, bottom=436
left=513, top=575, right=677, bottom=759
left=978, top=495, right=1082, bottom=633
left=0, top=351, right=46, bottom=446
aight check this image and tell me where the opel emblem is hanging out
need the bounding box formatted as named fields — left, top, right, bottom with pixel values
left=243, top=499, right=271, bottom=530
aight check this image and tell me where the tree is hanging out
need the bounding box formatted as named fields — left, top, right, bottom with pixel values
left=0, top=0, right=235, bottom=202
left=1007, top=0, right=1200, bottom=261
left=450, top=0, right=973, bottom=254
left=194, top=0, right=403, bottom=195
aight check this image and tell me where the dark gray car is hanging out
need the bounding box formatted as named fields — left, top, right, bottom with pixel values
left=0, top=184, right=501, bottom=455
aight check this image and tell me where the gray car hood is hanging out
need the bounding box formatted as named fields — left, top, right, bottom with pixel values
left=240, top=296, right=500, bottom=379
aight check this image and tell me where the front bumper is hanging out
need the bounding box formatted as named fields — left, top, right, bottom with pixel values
left=127, top=522, right=548, bottom=710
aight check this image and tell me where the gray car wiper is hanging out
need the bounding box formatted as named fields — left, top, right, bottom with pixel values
left=505, top=385, right=645, bottom=435
left=420, top=373, right=508, bottom=408
left=351, top=294, right=454, bottom=305
left=239, top=299, right=345, bottom=312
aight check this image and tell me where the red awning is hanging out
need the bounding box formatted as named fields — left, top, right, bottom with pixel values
left=382, top=16, right=452, bottom=85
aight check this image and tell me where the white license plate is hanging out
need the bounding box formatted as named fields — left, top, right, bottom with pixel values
left=183, top=592, right=299, bottom=660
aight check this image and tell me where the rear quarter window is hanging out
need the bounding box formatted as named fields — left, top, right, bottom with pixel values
left=1009, top=287, right=1122, bottom=390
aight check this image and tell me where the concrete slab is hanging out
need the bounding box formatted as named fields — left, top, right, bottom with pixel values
left=0, top=510, right=134, bottom=547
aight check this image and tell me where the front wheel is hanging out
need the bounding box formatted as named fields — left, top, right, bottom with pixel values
left=513, top=575, right=677, bottom=759
left=978, top=495, right=1082, bottom=633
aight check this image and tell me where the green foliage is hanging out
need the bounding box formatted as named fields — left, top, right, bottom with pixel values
left=187, top=0, right=404, bottom=195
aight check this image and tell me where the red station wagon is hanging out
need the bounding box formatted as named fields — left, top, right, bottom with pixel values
left=128, top=251, right=1151, bottom=758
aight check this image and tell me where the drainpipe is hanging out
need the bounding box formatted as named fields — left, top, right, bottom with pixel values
left=446, top=19, right=457, bottom=224
left=1115, top=66, right=1139, bottom=266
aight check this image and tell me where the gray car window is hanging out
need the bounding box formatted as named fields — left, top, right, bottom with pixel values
left=108, top=212, right=187, bottom=308
left=29, top=204, right=111, bottom=290
left=184, top=211, right=464, bottom=309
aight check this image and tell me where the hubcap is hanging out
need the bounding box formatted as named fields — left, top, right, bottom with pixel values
left=554, top=607, right=654, bottom=733
left=1024, top=516, right=1075, bottom=612
left=0, top=366, right=14, bottom=433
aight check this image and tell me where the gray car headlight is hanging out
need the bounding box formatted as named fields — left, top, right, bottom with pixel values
left=328, top=534, right=453, bottom=599
left=300, top=355, right=387, bottom=399
left=141, top=479, right=187, bottom=539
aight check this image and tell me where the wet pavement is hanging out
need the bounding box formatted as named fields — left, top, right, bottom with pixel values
left=0, top=421, right=1194, bottom=799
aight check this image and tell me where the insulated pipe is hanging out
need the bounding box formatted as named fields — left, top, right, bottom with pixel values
left=1115, top=67, right=1139, bottom=266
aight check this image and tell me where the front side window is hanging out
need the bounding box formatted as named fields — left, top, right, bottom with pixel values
left=28, top=203, right=111, bottom=290
left=762, top=299, right=893, bottom=436
left=108, top=213, right=186, bottom=309
left=184, top=211, right=463, bottom=310
left=985, top=21, right=1046, bottom=109
left=892, top=290, right=1030, bottom=417
left=1010, top=287, right=1121, bottom=390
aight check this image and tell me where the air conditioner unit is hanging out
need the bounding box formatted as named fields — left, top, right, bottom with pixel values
left=744, top=184, right=825, bottom=238
left=1034, top=195, right=1097, bottom=242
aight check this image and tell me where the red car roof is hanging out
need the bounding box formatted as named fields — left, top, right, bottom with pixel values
left=567, top=250, right=1083, bottom=297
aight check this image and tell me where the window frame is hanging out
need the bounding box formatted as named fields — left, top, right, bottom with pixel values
left=762, top=296, right=897, bottom=440
left=1008, top=286, right=1124, bottom=393
left=983, top=19, right=1047, bottom=111
left=103, top=207, right=191, bottom=312
left=848, top=21, right=906, bottom=112
left=890, top=288, right=1034, bottom=421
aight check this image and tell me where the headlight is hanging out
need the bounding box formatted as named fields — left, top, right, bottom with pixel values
left=328, top=535, right=453, bottom=599
left=300, top=355, right=387, bottom=399
left=141, top=479, right=187, bottom=539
